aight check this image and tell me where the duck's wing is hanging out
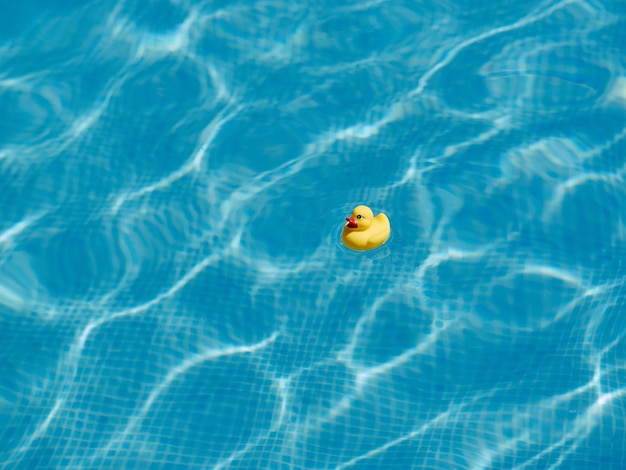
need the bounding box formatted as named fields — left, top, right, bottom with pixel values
left=368, top=214, right=390, bottom=245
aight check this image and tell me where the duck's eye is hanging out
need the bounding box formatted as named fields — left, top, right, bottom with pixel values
left=356, top=215, right=362, bottom=219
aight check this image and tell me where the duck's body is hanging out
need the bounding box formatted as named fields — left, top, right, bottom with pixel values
left=341, top=205, right=391, bottom=251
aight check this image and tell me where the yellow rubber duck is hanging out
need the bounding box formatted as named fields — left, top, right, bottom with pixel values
left=341, top=205, right=391, bottom=251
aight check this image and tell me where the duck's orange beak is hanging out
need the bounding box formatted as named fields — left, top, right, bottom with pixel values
left=346, top=217, right=358, bottom=228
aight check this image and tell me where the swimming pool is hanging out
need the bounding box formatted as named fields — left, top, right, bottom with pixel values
left=1, top=0, right=625, bottom=468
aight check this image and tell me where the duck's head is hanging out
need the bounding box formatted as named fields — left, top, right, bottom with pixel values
left=345, top=205, right=374, bottom=231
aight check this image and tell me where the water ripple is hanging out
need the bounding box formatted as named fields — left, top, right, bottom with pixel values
left=1, top=0, right=625, bottom=468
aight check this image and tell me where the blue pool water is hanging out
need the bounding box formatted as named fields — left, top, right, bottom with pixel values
left=1, top=0, right=626, bottom=468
